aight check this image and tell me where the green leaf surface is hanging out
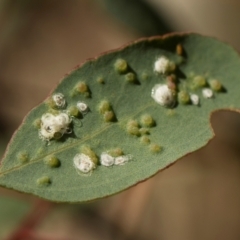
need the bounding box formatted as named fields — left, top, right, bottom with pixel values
left=1, top=33, right=240, bottom=202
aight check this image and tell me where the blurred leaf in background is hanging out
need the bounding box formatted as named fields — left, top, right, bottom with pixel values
left=96, top=0, right=173, bottom=36
left=0, top=193, right=31, bottom=239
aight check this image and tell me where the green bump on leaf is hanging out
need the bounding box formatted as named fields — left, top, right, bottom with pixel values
left=178, top=91, right=190, bottom=105
left=76, top=81, right=88, bottom=93
left=192, top=75, right=207, bottom=89
left=44, top=156, right=61, bottom=168
left=98, top=100, right=116, bottom=122
left=98, top=100, right=111, bottom=114
left=209, top=79, right=222, bottom=92
left=125, top=72, right=136, bottom=83
left=127, top=119, right=139, bottom=128
left=108, top=148, right=124, bottom=157
left=17, top=152, right=29, bottom=164
left=45, top=98, right=56, bottom=109
left=127, top=125, right=140, bottom=136
left=73, top=81, right=90, bottom=98
left=126, top=119, right=140, bottom=136
left=68, top=106, right=80, bottom=118
left=37, top=176, right=51, bottom=187
left=149, top=143, right=162, bottom=153
left=103, top=110, right=115, bottom=122
left=81, top=145, right=98, bottom=165
left=97, top=77, right=104, bottom=84
left=140, top=114, right=155, bottom=127
left=139, top=127, right=150, bottom=135
left=114, top=58, right=128, bottom=73
left=140, top=136, right=150, bottom=145
left=1, top=33, right=240, bottom=202
left=33, top=119, right=41, bottom=129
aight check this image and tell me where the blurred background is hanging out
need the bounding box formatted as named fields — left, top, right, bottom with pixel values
left=1, top=0, right=240, bottom=239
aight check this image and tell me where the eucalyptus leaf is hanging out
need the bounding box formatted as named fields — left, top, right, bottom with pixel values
left=1, top=33, right=239, bottom=202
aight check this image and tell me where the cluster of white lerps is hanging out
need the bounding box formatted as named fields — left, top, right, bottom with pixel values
left=152, top=56, right=214, bottom=107
left=39, top=113, right=72, bottom=141
left=39, top=93, right=89, bottom=141
left=40, top=92, right=132, bottom=176
left=73, top=152, right=132, bottom=174
left=100, top=152, right=132, bottom=167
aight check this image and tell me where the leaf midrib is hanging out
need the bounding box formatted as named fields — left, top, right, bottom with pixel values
left=0, top=102, right=156, bottom=176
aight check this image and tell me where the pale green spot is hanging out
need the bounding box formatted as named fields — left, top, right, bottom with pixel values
left=125, top=72, right=136, bottom=83
left=114, top=59, right=128, bottom=73
left=127, top=126, right=140, bottom=136
left=191, top=75, right=207, bottom=89
left=140, top=114, right=155, bottom=127
left=36, top=147, right=45, bottom=155
left=178, top=91, right=190, bottom=104
left=45, top=97, right=56, bottom=109
left=73, top=81, right=90, bottom=97
left=126, top=119, right=140, bottom=136
left=37, top=176, right=51, bottom=187
left=98, top=100, right=111, bottom=114
left=68, top=106, right=80, bottom=118
left=209, top=79, right=222, bottom=92
left=76, top=81, right=88, bottom=93
left=17, top=151, right=29, bottom=164
left=33, top=118, right=41, bottom=129
left=103, top=111, right=115, bottom=122
left=127, top=119, right=139, bottom=128
left=139, top=127, right=150, bottom=135
left=98, top=100, right=116, bottom=122
left=97, top=77, right=104, bottom=84
left=44, top=156, right=61, bottom=168
left=149, top=143, right=162, bottom=153
left=108, top=148, right=124, bottom=157
left=140, top=136, right=150, bottom=145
